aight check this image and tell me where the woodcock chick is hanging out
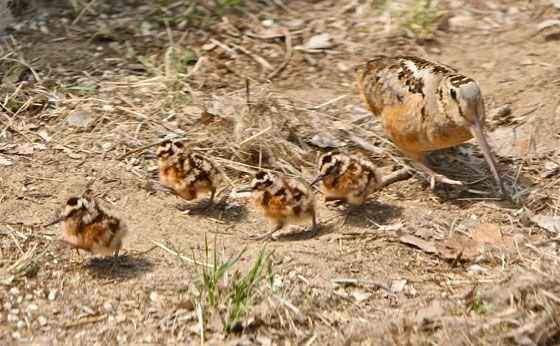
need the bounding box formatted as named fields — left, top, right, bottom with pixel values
left=239, top=171, right=317, bottom=240
left=57, top=195, right=127, bottom=257
left=355, top=55, right=505, bottom=195
left=156, top=140, right=223, bottom=207
left=312, top=151, right=383, bottom=206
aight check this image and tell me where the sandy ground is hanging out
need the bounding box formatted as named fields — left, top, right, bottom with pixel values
left=1, top=0, right=560, bottom=344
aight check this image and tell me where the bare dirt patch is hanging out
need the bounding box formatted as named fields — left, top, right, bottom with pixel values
left=1, top=0, right=560, bottom=344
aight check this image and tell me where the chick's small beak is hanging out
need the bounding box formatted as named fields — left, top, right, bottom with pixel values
left=310, top=174, right=325, bottom=186
left=43, top=215, right=64, bottom=228
left=235, top=187, right=253, bottom=194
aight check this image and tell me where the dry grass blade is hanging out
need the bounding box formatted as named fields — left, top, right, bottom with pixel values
left=151, top=240, right=213, bottom=268
left=0, top=242, right=49, bottom=283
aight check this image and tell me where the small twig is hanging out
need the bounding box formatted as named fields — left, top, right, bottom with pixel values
left=64, top=314, right=107, bottom=328
left=0, top=57, right=41, bottom=83
left=117, top=137, right=191, bottom=160
left=267, top=28, right=292, bottom=80
left=151, top=240, right=213, bottom=268
left=24, top=175, right=64, bottom=182
left=230, top=43, right=273, bottom=70
left=332, top=277, right=392, bottom=293
left=378, top=168, right=413, bottom=189
left=210, top=38, right=237, bottom=58
left=245, top=78, right=250, bottom=112
left=186, top=56, right=206, bottom=78
left=72, top=0, right=97, bottom=25
left=238, top=126, right=272, bottom=146
left=307, top=95, right=348, bottom=110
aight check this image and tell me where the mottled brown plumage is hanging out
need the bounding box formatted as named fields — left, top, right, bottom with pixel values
left=60, top=196, right=126, bottom=257
left=244, top=171, right=317, bottom=240
left=313, top=151, right=382, bottom=205
left=356, top=55, right=504, bottom=194
left=156, top=140, right=223, bottom=205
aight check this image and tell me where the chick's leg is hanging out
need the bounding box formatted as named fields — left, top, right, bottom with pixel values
left=310, top=209, right=319, bottom=232
left=250, top=221, right=284, bottom=241
left=402, top=150, right=464, bottom=190
left=205, top=187, right=216, bottom=210
left=325, top=196, right=347, bottom=208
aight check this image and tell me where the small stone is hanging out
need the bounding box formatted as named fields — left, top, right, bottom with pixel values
left=9, top=287, right=19, bottom=295
left=38, top=316, right=48, bottom=326
left=149, top=291, right=159, bottom=303
left=66, top=110, right=94, bottom=128
left=26, top=304, right=39, bottom=312
left=304, top=33, right=334, bottom=50
left=48, top=290, right=57, bottom=301
left=284, top=19, right=305, bottom=29
left=103, top=302, right=113, bottom=312
left=391, top=279, right=408, bottom=294
left=261, top=19, right=274, bottom=27
left=116, top=314, right=126, bottom=323
left=336, top=61, right=351, bottom=72
left=17, top=320, right=26, bottom=329
left=101, top=104, right=114, bottom=112
left=8, top=314, right=18, bottom=322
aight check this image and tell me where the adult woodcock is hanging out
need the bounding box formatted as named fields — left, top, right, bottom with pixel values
left=355, top=55, right=505, bottom=196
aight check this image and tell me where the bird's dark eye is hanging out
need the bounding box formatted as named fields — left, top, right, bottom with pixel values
left=175, top=142, right=184, bottom=148
left=321, top=154, right=332, bottom=165
left=67, top=197, right=79, bottom=206
left=255, top=171, right=266, bottom=180
left=449, top=88, right=457, bottom=101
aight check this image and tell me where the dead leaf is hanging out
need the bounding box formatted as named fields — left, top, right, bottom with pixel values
left=537, top=19, right=560, bottom=32
left=66, top=110, right=94, bottom=128
left=37, top=130, right=50, bottom=142
left=377, top=223, right=404, bottom=232
left=415, top=300, right=445, bottom=324
left=542, top=161, right=560, bottom=178
left=390, top=279, right=407, bottom=294
left=437, top=236, right=481, bottom=260
left=531, top=214, right=560, bottom=233
left=303, top=33, right=334, bottom=50
left=0, top=155, right=13, bottom=166
left=399, top=235, right=437, bottom=254
left=309, top=133, right=345, bottom=148
left=253, top=26, right=288, bottom=39
left=350, top=289, right=371, bottom=302
left=14, top=143, right=34, bottom=155
left=471, top=223, right=502, bottom=244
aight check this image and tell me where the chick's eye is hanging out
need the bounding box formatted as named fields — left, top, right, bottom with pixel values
left=449, top=88, right=457, bottom=101
left=67, top=197, right=79, bottom=206
left=255, top=171, right=266, bottom=180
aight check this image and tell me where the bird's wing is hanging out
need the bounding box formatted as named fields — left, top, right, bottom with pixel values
left=356, top=55, right=453, bottom=117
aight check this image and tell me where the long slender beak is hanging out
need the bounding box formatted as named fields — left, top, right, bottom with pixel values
left=235, top=187, right=253, bottom=194
left=310, top=174, right=325, bottom=187
left=470, top=117, right=505, bottom=196
left=43, top=216, right=64, bottom=228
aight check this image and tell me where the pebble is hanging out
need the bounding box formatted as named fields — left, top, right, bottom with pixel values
left=38, top=316, right=48, bottom=326
left=26, top=304, right=39, bottom=312
left=103, top=302, right=113, bottom=312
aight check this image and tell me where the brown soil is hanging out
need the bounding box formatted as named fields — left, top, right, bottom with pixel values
left=1, top=0, right=560, bottom=345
